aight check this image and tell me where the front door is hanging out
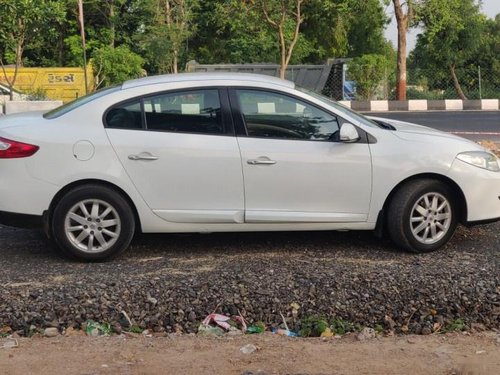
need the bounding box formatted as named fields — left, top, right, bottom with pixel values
left=231, top=88, right=372, bottom=223
left=105, top=88, right=244, bottom=223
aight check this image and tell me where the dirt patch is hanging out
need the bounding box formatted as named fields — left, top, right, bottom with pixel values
left=1, top=332, right=499, bottom=375
left=478, top=140, right=500, bottom=156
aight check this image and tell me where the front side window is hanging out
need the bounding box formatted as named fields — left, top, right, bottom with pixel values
left=144, top=89, right=223, bottom=134
left=236, top=89, right=339, bottom=141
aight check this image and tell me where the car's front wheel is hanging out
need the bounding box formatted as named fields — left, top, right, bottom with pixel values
left=51, top=184, right=135, bottom=261
left=387, top=179, right=458, bottom=253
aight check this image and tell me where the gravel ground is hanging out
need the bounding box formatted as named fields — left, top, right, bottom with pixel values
left=0, top=223, right=499, bottom=336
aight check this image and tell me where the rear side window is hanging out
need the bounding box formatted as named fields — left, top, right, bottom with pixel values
left=106, top=101, right=143, bottom=129
left=143, top=89, right=223, bottom=134
left=105, top=89, right=224, bottom=135
left=236, top=89, right=339, bottom=141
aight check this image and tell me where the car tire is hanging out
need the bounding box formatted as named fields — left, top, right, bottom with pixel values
left=387, top=179, right=458, bottom=253
left=51, top=184, right=135, bottom=261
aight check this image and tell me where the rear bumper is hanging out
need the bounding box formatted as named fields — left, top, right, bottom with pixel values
left=0, top=210, right=45, bottom=229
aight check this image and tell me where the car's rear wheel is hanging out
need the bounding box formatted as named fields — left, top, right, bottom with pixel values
left=51, top=184, right=135, bottom=261
left=387, top=179, right=458, bottom=253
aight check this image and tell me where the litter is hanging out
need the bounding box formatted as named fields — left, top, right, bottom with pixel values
left=1, top=338, right=19, bottom=349
left=272, top=312, right=298, bottom=337
left=85, top=320, right=112, bottom=336
left=201, top=313, right=247, bottom=333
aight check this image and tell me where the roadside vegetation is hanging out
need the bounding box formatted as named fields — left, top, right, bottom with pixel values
left=0, top=0, right=497, bottom=100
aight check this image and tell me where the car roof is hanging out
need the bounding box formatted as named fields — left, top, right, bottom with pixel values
left=122, top=72, right=295, bottom=90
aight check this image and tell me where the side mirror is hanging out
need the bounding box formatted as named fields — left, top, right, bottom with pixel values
left=339, top=123, right=360, bottom=143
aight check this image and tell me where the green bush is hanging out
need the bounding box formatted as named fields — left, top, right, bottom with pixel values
left=348, top=54, right=389, bottom=100
left=92, top=45, right=144, bottom=88
left=25, top=87, right=49, bottom=101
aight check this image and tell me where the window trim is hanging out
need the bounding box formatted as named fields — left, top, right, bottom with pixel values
left=228, top=87, right=367, bottom=143
left=103, top=87, right=235, bottom=137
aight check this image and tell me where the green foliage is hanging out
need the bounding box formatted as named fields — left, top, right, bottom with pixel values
left=300, top=316, right=362, bottom=337
left=189, top=0, right=279, bottom=64
left=92, top=45, right=144, bottom=87
left=25, top=87, right=49, bottom=101
left=374, top=323, right=384, bottom=334
left=411, top=0, right=491, bottom=98
left=128, top=325, right=143, bottom=334
left=443, top=318, right=467, bottom=332
left=299, top=315, right=329, bottom=337
left=348, top=54, right=389, bottom=100
left=137, top=0, right=198, bottom=73
left=330, top=318, right=360, bottom=335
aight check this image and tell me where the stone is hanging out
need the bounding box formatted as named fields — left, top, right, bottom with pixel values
left=44, top=327, right=59, bottom=337
left=356, top=327, right=376, bottom=341
left=240, top=344, right=258, bottom=354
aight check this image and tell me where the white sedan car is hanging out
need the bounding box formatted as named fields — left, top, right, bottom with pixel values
left=0, top=73, right=499, bottom=260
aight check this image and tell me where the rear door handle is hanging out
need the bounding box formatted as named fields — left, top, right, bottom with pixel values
left=247, top=159, right=277, bottom=165
left=128, top=152, right=159, bottom=161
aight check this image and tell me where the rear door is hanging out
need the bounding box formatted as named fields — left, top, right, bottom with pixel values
left=230, top=88, right=372, bottom=223
left=105, top=88, right=245, bottom=224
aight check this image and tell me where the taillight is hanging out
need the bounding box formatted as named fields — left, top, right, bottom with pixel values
left=0, top=137, right=39, bottom=159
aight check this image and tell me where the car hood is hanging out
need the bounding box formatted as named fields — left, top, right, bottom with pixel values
left=0, top=111, right=47, bottom=130
left=370, top=116, right=477, bottom=145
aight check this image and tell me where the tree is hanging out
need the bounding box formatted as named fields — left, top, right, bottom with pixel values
left=348, top=54, right=389, bottom=100
left=392, top=0, right=418, bottom=100
left=413, top=0, right=486, bottom=99
left=0, top=0, right=64, bottom=99
left=250, top=0, right=306, bottom=79
left=138, top=0, right=198, bottom=74
left=92, top=45, right=144, bottom=88
left=302, top=0, right=390, bottom=63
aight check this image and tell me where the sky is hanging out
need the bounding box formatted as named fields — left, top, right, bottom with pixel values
left=384, top=0, right=500, bottom=53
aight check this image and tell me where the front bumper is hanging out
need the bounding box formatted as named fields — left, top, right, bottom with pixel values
left=448, top=158, right=500, bottom=223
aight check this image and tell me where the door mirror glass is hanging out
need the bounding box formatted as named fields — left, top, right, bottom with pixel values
left=339, top=123, right=360, bottom=143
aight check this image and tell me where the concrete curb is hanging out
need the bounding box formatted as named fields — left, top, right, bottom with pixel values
left=338, top=99, right=499, bottom=111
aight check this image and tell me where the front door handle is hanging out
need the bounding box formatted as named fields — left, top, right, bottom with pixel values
left=247, top=158, right=277, bottom=165
left=128, top=152, right=159, bottom=161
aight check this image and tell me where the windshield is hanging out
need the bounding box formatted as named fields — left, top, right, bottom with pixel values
left=43, top=85, right=122, bottom=119
left=297, top=87, right=380, bottom=128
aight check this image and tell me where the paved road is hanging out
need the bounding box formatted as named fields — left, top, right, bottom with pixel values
left=363, top=111, right=500, bottom=142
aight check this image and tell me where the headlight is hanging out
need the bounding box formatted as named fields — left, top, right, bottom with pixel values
left=457, top=151, right=500, bottom=172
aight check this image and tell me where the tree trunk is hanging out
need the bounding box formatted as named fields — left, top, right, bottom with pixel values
left=173, top=50, right=178, bottom=74
left=278, top=26, right=286, bottom=79
left=396, top=21, right=407, bottom=100
left=449, top=64, right=467, bottom=100
left=394, top=0, right=408, bottom=101
left=109, top=0, right=115, bottom=48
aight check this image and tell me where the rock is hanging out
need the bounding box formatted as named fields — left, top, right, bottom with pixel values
left=471, top=323, right=486, bottom=332
left=356, top=327, right=376, bottom=341
left=147, top=297, right=158, bottom=305
left=44, top=327, right=59, bottom=337
left=112, top=323, right=122, bottom=334
left=64, top=327, right=84, bottom=337
left=188, top=311, right=196, bottom=322
left=421, top=327, right=432, bottom=335
left=240, top=344, right=259, bottom=354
